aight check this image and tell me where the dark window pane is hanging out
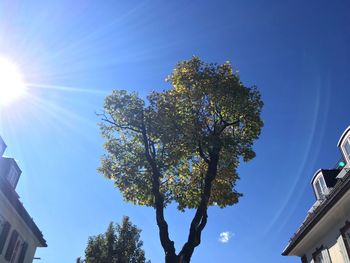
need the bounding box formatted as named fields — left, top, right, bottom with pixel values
left=345, top=141, right=350, bottom=157
left=314, top=252, right=324, bottom=263
left=315, top=181, right=324, bottom=199
left=17, top=242, right=28, bottom=263
left=0, top=222, right=10, bottom=254
left=314, top=176, right=328, bottom=199
left=5, top=230, right=18, bottom=261
left=319, top=177, right=327, bottom=195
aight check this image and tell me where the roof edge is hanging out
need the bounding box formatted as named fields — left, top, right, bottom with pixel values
left=282, top=169, right=350, bottom=256
left=0, top=176, right=47, bottom=247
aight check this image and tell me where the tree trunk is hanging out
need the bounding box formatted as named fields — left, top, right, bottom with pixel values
left=165, top=253, right=193, bottom=263
left=141, top=121, right=221, bottom=263
left=165, top=254, right=179, bottom=263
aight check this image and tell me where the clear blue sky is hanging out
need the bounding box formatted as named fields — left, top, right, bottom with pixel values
left=1, top=0, right=350, bottom=262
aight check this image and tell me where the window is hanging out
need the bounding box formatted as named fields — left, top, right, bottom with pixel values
left=6, top=165, right=19, bottom=188
left=17, top=242, right=28, bottom=263
left=313, top=247, right=325, bottom=263
left=5, top=230, right=19, bottom=261
left=312, top=246, right=332, bottom=263
left=3, top=230, right=24, bottom=263
left=314, top=252, right=324, bottom=263
left=345, top=141, right=350, bottom=157
left=0, top=141, right=5, bottom=156
left=10, top=235, right=23, bottom=263
left=0, top=219, right=10, bottom=255
left=341, top=221, right=350, bottom=259
left=313, top=174, right=328, bottom=200
left=343, top=137, right=350, bottom=162
left=0, top=216, right=4, bottom=233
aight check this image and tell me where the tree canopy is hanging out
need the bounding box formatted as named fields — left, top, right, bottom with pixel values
left=99, top=57, right=263, bottom=262
left=83, top=216, right=149, bottom=263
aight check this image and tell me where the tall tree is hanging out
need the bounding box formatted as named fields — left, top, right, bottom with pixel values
left=99, top=57, right=263, bottom=262
left=83, top=216, right=149, bottom=263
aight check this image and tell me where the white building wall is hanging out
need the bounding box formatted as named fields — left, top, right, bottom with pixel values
left=0, top=191, right=40, bottom=263
left=303, top=206, right=350, bottom=263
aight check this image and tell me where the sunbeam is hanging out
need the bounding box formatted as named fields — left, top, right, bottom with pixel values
left=27, top=92, right=98, bottom=131
left=26, top=83, right=107, bottom=95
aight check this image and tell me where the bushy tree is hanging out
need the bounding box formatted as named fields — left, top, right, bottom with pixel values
left=115, top=217, right=148, bottom=263
left=83, top=216, right=149, bottom=263
left=85, top=234, right=106, bottom=262
left=99, top=57, right=263, bottom=262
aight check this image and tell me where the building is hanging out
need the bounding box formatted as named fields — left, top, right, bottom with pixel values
left=282, top=126, right=350, bottom=262
left=0, top=136, right=46, bottom=263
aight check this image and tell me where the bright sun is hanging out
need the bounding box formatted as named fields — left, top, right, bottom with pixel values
left=0, top=56, right=27, bottom=107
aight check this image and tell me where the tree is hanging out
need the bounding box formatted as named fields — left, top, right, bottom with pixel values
left=98, top=57, right=263, bottom=262
left=83, top=216, right=149, bottom=263
left=115, top=217, right=148, bottom=263
left=85, top=235, right=106, bottom=263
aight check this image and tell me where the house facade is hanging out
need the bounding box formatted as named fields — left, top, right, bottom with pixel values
left=282, top=126, right=350, bottom=263
left=0, top=136, right=46, bottom=263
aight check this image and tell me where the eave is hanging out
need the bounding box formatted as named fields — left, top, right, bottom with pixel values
left=0, top=176, right=47, bottom=247
left=282, top=168, right=350, bottom=256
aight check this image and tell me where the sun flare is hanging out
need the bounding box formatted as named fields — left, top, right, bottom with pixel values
left=0, top=56, right=27, bottom=107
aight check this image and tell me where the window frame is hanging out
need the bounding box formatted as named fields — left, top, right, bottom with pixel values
left=6, top=165, right=19, bottom=188
left=9, top=235, right=23, bottom=263
left=341, top=221, right=350, bottom=260
left=312, top=246, right=327, bottom=263
left=0, top=137, right=6, bottom=156
left=342, top=136, right=350, bottom=163
left=0, top=215, right=4, bottom=232
left=5, top=230, right=19, bottom=261
left=17, top=242, right=28, bottom=263
left=0, top=218, right=10, bottom=255
left=313, top=173, right=328, bottom=200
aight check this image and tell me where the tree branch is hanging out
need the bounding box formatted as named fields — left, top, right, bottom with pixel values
left=139, top=115, right=176, bottom=261
left=179, top=144, right=221, bottom=261
left=218, top=119, right=240, bottom=134
left=98, top=112, right=142, bottom=133
left=197, top=142, right=209, bottom=164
